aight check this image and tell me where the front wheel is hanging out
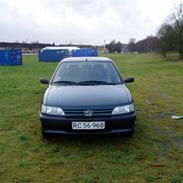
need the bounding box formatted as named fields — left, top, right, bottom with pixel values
left=41, top=130, right=50, bottom=138
left=126, top=130, right=134, bottom=137
left=121, top=129, right=134, bottom=137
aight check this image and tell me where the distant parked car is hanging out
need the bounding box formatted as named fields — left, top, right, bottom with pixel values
left=39, top=57, right=136, bottom=137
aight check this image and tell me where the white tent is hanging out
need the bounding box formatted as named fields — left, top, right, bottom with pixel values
left=41, top=46, right=80, bottom=51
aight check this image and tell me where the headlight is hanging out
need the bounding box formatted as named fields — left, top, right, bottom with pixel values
left=41, top=105, right=65, bottom=116
left=112, top=103, right=135, bottom=115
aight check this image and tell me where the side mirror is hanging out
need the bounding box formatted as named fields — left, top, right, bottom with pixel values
left=40, top=78, right=49, bottom=84
left=124, top=77, right=134, bottom=83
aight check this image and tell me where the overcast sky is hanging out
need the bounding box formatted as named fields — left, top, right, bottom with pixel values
left=0, top=0, right=182, bottom=45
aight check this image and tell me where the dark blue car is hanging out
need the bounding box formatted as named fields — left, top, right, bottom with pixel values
left=40, top=57, right=136, bottom=137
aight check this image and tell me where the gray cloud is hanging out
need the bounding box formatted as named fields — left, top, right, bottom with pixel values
left=0, top=0, right=182, bottom=44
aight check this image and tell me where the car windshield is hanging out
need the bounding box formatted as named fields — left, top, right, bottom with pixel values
left=52, top=61, right=122, bottom=85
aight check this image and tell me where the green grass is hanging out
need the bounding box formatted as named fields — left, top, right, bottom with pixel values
left=0, top=53, right=183, bottom=183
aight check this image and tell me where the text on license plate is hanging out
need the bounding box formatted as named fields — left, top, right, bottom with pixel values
left=72, top=121, right=105, bottom=130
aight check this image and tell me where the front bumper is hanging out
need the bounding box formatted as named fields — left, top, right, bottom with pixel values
left=40, top=112, right=136, bottom=135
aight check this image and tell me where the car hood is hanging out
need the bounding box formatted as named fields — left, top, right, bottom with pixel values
left=44, top=84, right=132, bottom=108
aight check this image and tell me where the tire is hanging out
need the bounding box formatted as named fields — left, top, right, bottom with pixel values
left=126, top=130, right=134, bottom=137
left=41, top=130, right=50, bottom=138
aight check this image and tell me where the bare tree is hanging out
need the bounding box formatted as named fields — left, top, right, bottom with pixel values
left=158, top=24, right=175, bottom=57
left=171, top=3, right=183, bottom=58
left=106, top=40, right=122, bottom=53
left=158, top=3, right=183, bottom=59
left=128, top=39, right=136, bottom=52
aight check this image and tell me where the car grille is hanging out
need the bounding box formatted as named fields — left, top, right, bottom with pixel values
left=63, top=108, right=113, bottom=118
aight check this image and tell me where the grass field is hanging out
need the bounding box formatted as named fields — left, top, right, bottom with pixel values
left=0, top=53, right=183, bottom=183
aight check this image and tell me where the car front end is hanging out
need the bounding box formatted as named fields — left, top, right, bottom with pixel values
left=39, top=57, right=136, bottom=137
left=40, top=103, right=136, bottom=136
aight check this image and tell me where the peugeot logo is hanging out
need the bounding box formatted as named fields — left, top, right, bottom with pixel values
left=84, top=110, right=93, bottom=117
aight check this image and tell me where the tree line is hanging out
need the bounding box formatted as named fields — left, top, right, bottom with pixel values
left=106, top=36, right=158, bottom=54
left=106, top=3, right=183, bottom=59
left=0, top=42, right=95, bottom=50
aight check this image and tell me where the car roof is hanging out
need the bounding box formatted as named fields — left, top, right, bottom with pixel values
left=61, top=57, right=113, bottom=62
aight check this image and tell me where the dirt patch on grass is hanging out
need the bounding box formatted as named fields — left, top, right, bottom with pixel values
left=155, top=127, right=183, bottom=161
left=149, top=112, right=176, bottom=120
left=155, top=128, right=173, bottom=160
left=173, top=137, right=183, bottom=150
left=158, top=140, right=172, bottom=161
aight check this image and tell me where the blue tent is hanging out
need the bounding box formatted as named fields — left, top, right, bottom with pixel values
left=0, top=49, right=22, bottom=66
left=39, top=47, right=80, bottom=62
left=39, top=49, right=69, bottom=62
left=72, top=48, right=98, bottom=57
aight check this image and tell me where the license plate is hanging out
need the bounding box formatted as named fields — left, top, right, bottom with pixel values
left=72, top=121, right=105, bottom=130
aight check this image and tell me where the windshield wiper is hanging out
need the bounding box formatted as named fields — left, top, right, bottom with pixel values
left=53, top=80, right=78, bottom=85
left=78, top=80, right=117, bottom=85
